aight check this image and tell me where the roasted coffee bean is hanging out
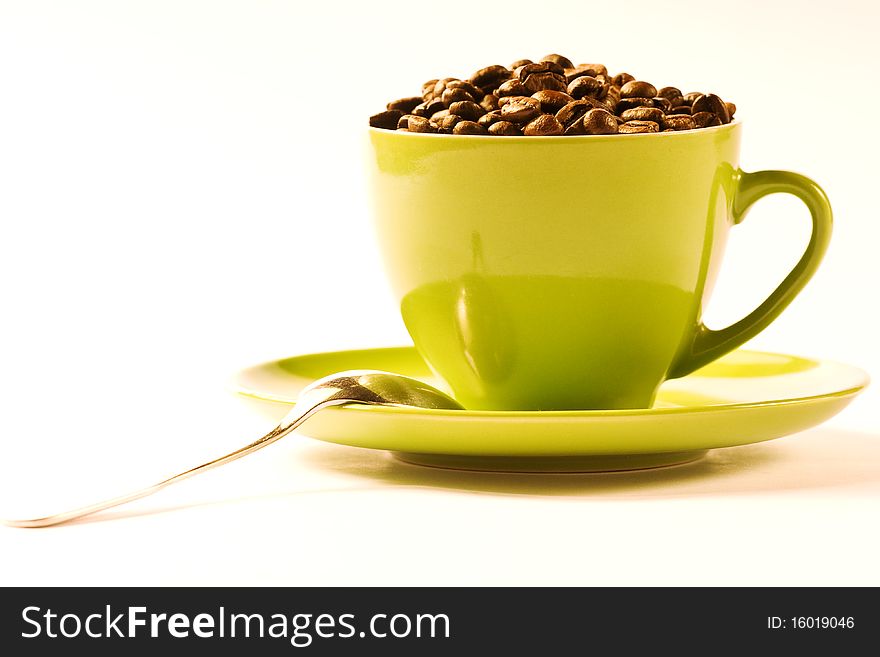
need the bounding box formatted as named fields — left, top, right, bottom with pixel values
left=725, top=102, right=736, bottom=118
left=619, top=120, right=659, bottom=133
left=446, top=80, right=483, bottom=97
left=435, top=114, right=462, bottom=132
left=397, top=114, right=416, bottom=129
left=441, top=87, right=474, bottom=105
left=412, top=98, right=445, bottom=117
left=370, top=110, right=403, bottom=130
left=497, top=79, right=529, bottom=97
left=453, top=120, right=488, bottom=135
left=682, top=92, right=701, bottom=106
left=421, top=79, right=439, bottom=100
left=387, top=97, right=423, bottom=113
left=469, top=65, right=512, bottom=90
left=510, top=58, right=533, bottom=69
left=691, top=93, right=730, bottom=123
left=555, top=99, right=598, bottom=128
left=692, top=111, right=722, bottom=128
left=603, top=85, right=621, bottom=109
left=620, top=80, right=658, bottom=99
left=613, top=72, right=635, bottom=86
left=449, top=100, right=486, bottom=121
left=620, top=107, right=665, bottom=126
left=541, top=53, right=575, bottom=69
left=656, top=86, right=683, bottom=102
left=582, top=108, right=619, bottom=134
left=432, top=78, right=458, bottom=98
left=489, top=120, right=522, bottom=136
left=477, top=110, right=503, bottom=127
left=522, top=72, right=568, bottom=93
left=615, top=97, right=656, bottom=113
left=664, top=115, right=696, bottom=131
left=669, top=105, right=692, bottom=115
left=563, top=116, right=587, bottom=135
left=408, top=115, right=440, bottom=133
left=523, top=114, right=564, bottom=136
left=532, top=90, right=574, bottom=113
left=567, top=75, right=607, bottom=100
left=652, top=96, right=672, bottom=112
left=480, top=93, right=500, bottom=111
left=431, top=109, right=451, bottom=121
left=500, top=96, right=542, bottom=123
left=515, top=62, right=557, bottom=81
left=566, top=64, right=603, bottom=83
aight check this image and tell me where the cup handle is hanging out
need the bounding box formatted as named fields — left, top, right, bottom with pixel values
left=668, top=169, right=833, bottom=379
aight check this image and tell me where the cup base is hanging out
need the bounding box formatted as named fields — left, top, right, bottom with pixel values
left=392, top=450, right=707, bottom=473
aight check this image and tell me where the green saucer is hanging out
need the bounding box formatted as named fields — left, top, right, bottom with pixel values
left=234, top=347, right=868, bottom=472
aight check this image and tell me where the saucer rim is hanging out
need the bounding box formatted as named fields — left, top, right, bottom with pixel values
left=233, top=347, right=870, bottom=419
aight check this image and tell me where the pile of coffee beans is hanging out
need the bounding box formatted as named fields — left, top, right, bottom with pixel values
left=369, top=54, right=735, bottom=136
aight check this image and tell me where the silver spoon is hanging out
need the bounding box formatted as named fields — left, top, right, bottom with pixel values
left=6, top=370, right=463, bottom=528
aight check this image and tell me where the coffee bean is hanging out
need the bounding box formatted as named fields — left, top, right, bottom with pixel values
left=603, top=85, right=621, bottom=109
left=446, top=80, right=483, bottom=97
left=682, top=92, right=701, bottom=106
left=656, top=86, right=683, bottom=102
left=541, top=53, right=574, bottom=69
left=477, top=110, right=503, bottom=127
left=449, top=100, right=486, bottom=121
left=563, top=116, right=587, bottom=135
left=441, top=87, right=475, bottom=105
left=619, top=120, right=659, bottom=133
left=565, top=64, right=603, bottom=83
left=692, top=111, right=722, bottom=128
left=555, top=99, right=599, bottom=128
left=532, top=90, right=574, bottom=113
left=516, top=62, right=560, bottom=81
left=370, top=109, right=403, bottom=130
left=567, top=75, right=607, bottom=100
left=620, top=107, right=665, bottom=126
left=523, top=114, right=564, bottom=136
left=469, top=65, right=512, bottom=90
left=691, top=93, right=730, bottom=123
left=620, top=80, right=658, bottom=99
left=510, top=58, right=533, bottom=69
left=489, top=120, right=523, bottom=136
left=497, top=79, right=529, bottom=97
left=412, top=98, right=445, bottom=117
left=432, top=78, right=458, bottom=98
left=725, top=102, right=736, bottom=118
left=397, top=114, right=415, bottom=129
left=431, top=109, right=451, bottom=121
left=668, top=105, right=692, bottom=115
left=453, top=120, right=488, bottom=135
left=664, top=115, right=696, bottom=131
left=582, top=108, right=619, bottom=134
left=500, top=96, right=542, bottom=123
left=522, top=72, right=568, bottom=93
left=435, top=114, right=462, bottom=132
left=406, top=115, right=438, bottom=133
left=387, top=97, right=423, bottom=113
left=480, top=93, right=500, bottom=111
left=421, top=80, right=439, bottom=100
left=613, top=72, right=635, bottom=86
left=652, top=96, right=672, bottom=112
left=615, top=97, right=656, bottom=113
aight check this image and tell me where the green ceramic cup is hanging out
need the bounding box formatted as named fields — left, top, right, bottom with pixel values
left=368, top=122, right=832, bottom=410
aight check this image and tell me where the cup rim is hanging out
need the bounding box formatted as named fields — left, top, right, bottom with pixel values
left=369, top=119, right=739, bottom=141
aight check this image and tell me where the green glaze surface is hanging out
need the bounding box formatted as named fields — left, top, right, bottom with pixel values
left=368, top=124, right=832, bottom=410
left=234, top=346, right=867, bottom=472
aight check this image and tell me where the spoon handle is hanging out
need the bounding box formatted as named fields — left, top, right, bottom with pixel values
left=5, top=395, right=346, bottom=529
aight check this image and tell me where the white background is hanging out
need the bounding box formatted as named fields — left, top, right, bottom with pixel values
left=0, top=0, right=878, bottom=585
